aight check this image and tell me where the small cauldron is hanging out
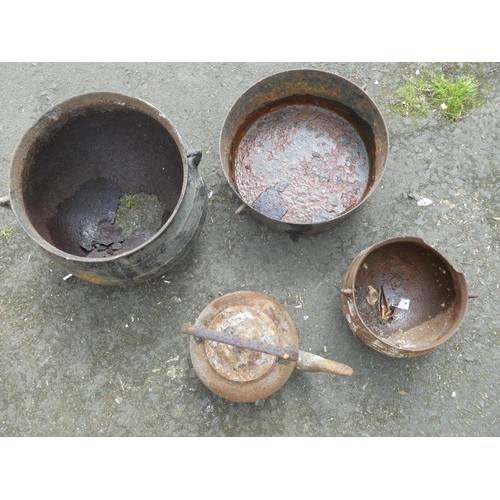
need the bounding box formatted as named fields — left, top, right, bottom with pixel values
left=7, top=92, right=207, bottom=285
left=220, top=69, right=389, bottom=234
left=340, top=237, right=468, bottom=357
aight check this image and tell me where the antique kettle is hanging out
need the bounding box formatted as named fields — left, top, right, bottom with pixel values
left=183, top=291, right=353, bottom=403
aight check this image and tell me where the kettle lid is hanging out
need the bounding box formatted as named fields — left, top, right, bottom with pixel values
left=205, top=303, right=282, bottom=382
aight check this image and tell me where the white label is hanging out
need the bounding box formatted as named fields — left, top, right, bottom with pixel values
left=397, top=298, right=410, bottom=310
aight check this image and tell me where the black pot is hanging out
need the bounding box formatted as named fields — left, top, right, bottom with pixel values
left=8, top=92, right=207, bottom=285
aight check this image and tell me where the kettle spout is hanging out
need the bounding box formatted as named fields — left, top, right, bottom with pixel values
left=297, top=350, right=353, bottom=376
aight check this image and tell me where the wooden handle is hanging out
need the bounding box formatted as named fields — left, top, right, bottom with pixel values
left=297, top=351, right=353, bottom=376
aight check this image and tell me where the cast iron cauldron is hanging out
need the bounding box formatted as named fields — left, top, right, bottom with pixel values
left=7, top=92, right=207, bottom=285
left=220, top=69, right=389, bottom=234
left=183, top=291, right=353, bottom=403
left=340, top=237, right=468, bottom=357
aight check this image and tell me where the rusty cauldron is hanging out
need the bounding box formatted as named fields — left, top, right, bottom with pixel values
left=220, top=69, right=389, bottom=234
left=7, top=92, right=207, bottom=285
left=340, top=237, right=468, bottom=358
left=183, top=291, right=353, bottom=403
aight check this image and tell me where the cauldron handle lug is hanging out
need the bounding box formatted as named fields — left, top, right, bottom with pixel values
left=0, top=195, right=11, bottom=207
left=187, top=150, right=202, bottom=170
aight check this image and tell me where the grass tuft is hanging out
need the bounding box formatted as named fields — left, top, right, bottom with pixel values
left=394, top=76, right=431, bottom=117
left=392, top=72, right=481, bottom=121
left=120, top=194, right=137, bottom=209
left=427, top=74, right=481, bottom=120
left=0, top=227, right=13, bottom=242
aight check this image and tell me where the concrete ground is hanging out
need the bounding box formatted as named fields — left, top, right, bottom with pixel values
left=0, top=62, right=499, bottom=437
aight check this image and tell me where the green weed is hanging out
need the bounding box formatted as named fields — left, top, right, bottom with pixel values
left=394, top=77, right=431, bottom=117
left=428, top=74, right=481, bottom=120
left=392, top=72, right=481, bottom=121
left=0, top=227, right=12, bottom=242
left=114, top=194, right=137, bottom=228
left=120, top=194, right=137, bottom=209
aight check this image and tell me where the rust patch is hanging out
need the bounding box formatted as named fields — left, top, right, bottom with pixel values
left=204, top=305, right=279, bottom=383
left=233, top=100, right=370, bottom=224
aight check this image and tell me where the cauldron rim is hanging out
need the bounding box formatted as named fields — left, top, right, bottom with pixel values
left=9, top=91, right=190, bottom=263
left=219, top=68, right=390, bottom=233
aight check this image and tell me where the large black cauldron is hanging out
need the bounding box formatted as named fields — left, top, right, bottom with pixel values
left=9, top=92, right=207, bottom=285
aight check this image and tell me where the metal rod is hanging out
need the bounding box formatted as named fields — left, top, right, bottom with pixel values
left=181, top=323, right=299, bottom=361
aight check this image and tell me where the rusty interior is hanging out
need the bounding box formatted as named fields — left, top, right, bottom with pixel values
left=353, top=241, right=462, bottom=350
left=230, top=95, right=376, bottom=224
left=22, top=106, right=184, bottom=257
left=204, top=305, right=280, bottom=383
